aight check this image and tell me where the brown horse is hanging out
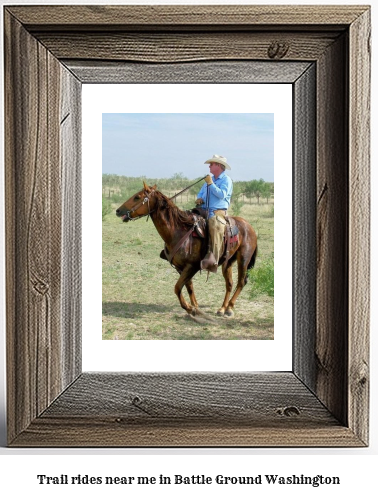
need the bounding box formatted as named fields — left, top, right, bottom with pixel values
left=116, top=181, right=257, bottom=318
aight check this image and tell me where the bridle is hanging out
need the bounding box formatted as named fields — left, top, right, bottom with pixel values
left=122, top=189, right=156, bottom=222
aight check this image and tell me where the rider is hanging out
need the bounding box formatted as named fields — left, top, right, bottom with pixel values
left=195, top=154, right=233, bottom=273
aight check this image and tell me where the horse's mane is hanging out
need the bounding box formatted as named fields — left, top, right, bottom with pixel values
left=153, top=190, right=194, bottom=228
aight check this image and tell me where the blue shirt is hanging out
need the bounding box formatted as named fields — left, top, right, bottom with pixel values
left=197, top=171, right=233, bottom=218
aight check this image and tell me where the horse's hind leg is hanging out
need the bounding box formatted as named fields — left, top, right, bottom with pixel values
left=224, top=253, right=250, bottom=317
left=217, top=263, right=233, bottom=316
left=185, top=280, right=199, bottom=308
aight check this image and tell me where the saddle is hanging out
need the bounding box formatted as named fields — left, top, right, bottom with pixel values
left=220, top=216, right=239, bottom=266
left=160, top=208, right=239, bottom=266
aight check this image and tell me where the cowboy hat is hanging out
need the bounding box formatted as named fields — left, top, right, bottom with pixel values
left=204, top=154, right=231, bottom=170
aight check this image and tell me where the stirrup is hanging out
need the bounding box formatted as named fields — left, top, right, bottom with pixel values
left=200, top=252, right=218, bottom=274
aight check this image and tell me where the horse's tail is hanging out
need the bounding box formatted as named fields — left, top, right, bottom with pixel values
left=248, top=245, right=258, bottom=270
left=243, top=245, right=257, bottom=286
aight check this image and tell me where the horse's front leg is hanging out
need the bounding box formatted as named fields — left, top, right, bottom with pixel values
left=185, top=279, right=199, bottom=308
left=174, top=266, right=198, bottom=315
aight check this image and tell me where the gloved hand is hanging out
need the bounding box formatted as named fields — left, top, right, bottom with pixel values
left=195, top=198, right=204, bottom=205
left=205, top=174, right=213, bottom=185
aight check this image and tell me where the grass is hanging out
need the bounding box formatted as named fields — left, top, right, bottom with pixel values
left=102, top=197, right=112, bottom=220
left=249, top=254, right=274, bottom=298
left=103, top=191, right=274, bottom=340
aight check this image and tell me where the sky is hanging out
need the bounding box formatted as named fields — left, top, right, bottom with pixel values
left=102, top=113, right=274, bottom=181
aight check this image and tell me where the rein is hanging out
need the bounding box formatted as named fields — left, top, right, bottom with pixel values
left=169, top=176, right=206, bottom=202
left=125, top=176, right=207, bottom=222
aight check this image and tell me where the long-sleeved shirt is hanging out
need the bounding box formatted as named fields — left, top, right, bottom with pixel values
left=197, top=171, right=233, bottom=218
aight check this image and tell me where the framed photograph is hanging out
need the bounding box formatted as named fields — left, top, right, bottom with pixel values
left=4, top=5, right=370, bottom=447
left=99, top=104, right=278, bottom=344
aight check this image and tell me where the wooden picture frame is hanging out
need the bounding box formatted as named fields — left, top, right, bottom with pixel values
left=4, top=5, right=370, bottom=447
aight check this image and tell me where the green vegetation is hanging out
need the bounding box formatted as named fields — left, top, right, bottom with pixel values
left=249, top=254, right=274, bottom=298
left=102, top=197, right=112, bottom=220
left=102, top=173, right=274, bottom=207
left=230, top=184, right=245, bottom=216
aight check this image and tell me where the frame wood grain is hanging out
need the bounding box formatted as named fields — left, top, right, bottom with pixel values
left=4, top=5, right=370, bottom=447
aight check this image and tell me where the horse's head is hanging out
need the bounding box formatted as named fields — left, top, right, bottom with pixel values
left=116, top=181, right=157, bottom=222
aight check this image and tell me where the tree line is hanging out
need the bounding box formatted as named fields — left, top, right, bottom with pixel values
left=102, top=173, right=274, bottom=205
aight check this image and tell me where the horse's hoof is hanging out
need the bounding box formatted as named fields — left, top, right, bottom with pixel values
left=217, top=309, right=225, bottom=316
left=225, top=309, right=234, bottom=318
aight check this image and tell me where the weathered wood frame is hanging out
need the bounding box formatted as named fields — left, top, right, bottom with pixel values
left=4, top=5, right=370, bottom=447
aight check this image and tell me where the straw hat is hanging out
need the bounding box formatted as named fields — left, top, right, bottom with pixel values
left=204, top=154, right=231, bottom=170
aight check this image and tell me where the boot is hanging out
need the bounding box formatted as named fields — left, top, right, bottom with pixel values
left=200, top=251, right=218, bottom=273
left=201, top=214, right=226, bottom=273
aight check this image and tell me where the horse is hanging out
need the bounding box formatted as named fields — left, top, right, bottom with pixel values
left=116, top=181, right=258, bottom=318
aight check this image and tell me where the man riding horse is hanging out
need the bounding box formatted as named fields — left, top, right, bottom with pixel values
left=196, top=154, right=233, bottom=273
left=116, top=154, right=257, bottom=317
